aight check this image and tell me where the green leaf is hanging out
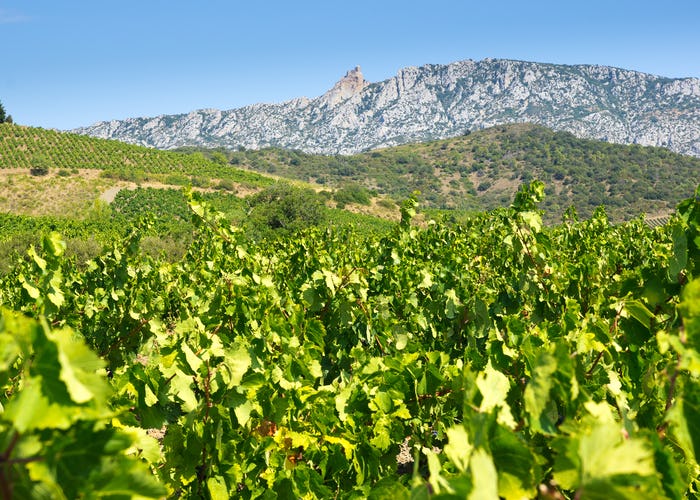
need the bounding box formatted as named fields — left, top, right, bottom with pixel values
left=520, top=211, right=542, bottom=233
left=144, top=384, right=158, bottom=407
left=372, top=391, right=393, bottom=413
left=0, top=331, right=20, bottom=372
left=444, top=289, right=462, bottom=319
left=43, top=232, right=66, bottom=257
left=553, top=402, right=661, bottom=498
left=666, top=380, right=700, bottom=470
left=20, top=275, right=41, bottom=299
left=226, top=342, right=251, bottom=386
left=369, top=478, right=409, bottom=499
left=370, top=420, right=392, bottom=451
left=120, top=425, right=163, bottom=464
left=679, top=278, right=700, bottom=349
left=48, top=327, right=108, bottom=404
left=622, top=299, right=654, bottom=330
left=169, top=371, right=198, bottom=412
left=490, top=425, right=536, bottom=500
left=443, top=425, right=473, bottom=472
left=207, top=475, right=230, bottom=500
left=335, top=388, right=351, bottom=422
left=395, top=332, right=408, bottom=350
left=5, top=382, right=72, bottom=431
left=668, top=223, right=687, bottom=281
left=323, top=435, right=355, bottom=460
left=469, top=448, right=499, bottom=500
left=28, top=245, right=47, bottom=271
left=476, top=361, right=516, bottom=429
left=232, top=396, right=254, bottom=426
left=180, top=342, right=202, bottom=373
left=524, top=352, right=558, bottom=434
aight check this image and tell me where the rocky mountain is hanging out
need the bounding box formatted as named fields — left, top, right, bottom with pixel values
left=73, top=58, right=700, bottom=157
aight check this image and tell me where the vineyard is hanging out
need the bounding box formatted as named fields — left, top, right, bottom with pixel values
left=0, top=124, right=270, bottom=186
left=0, top=181, right=699, bottom=498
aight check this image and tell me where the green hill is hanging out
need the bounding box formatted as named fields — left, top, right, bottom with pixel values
left=0, top=124, right=396, bottom=228
left=0, top=124, right=394, bottom=266
left=3, top=122, right=700, bottom=224
left=197, top=123, right=700, bottom=221
left=0, top=123, right=269, bottom=186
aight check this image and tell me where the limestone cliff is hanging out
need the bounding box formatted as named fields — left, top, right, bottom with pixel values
left=73, top=59, right=700, bottom=157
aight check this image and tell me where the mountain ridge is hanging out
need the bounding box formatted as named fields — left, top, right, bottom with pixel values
left=73, top=58, right=700, bottom=157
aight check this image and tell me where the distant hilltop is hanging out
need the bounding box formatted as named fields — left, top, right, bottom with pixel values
left=73, top=58, right=700, bottom=157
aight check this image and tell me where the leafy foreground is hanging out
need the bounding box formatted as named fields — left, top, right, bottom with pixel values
left=1, top=182, right=700, bottom=499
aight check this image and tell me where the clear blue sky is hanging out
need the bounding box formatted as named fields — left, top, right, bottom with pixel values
left=1, top=0, right=699, bottom=130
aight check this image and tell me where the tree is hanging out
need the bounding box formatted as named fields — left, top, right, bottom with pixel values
left=30, top=153, right=51, bottom=176
left=245, top=183, right=327, bottom=239
left=0, top=100, right=6, bottom=123
left=210, top=151, right=228, bottom=166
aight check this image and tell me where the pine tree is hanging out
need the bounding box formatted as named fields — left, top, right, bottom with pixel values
left=0, top=100, right=6, bottom=123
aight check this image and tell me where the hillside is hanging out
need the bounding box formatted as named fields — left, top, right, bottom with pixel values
left=3, top=123, right=700, bottom=223
left=186, top=123, right=700, bottom=221
left=74, top=58, right=700, bottom=157
left=0, top=123, right=270, bottom=186
left=0, top=124, right=394, bottom=255
left=0, top=123, right=283, bottom=215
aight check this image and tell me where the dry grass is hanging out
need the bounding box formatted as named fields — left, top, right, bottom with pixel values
left=0, top=169, right=112, bottom=217
left=341, top=197, right=401, bottom=222
left=0, top=168, right=267, bottom=219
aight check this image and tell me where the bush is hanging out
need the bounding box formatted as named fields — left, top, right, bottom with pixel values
left=191, top=176, right=210, bottom=188
left=477, top=181, right=492, bottom=192
left=30, top=153, right=51, bottom=176
left=210, top=151, right=228, bottom=165
left=245, top=183, right=327, bottom=240
left=164, top=173, right=190, bottom=186
left=333, top=184, right=372, bottom=208
left=216, top=179, right=237, bottom=192
left=377, top=198, right=397, bottom=209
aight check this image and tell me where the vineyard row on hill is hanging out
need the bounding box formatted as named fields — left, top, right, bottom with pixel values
left=0, top=124, right=270, bottom=185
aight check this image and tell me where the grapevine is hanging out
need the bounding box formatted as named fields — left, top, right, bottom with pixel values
left=0, top=182, right=699, bottom=498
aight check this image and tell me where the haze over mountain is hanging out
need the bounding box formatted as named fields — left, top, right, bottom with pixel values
left=74, top=58, right=700, bottom=157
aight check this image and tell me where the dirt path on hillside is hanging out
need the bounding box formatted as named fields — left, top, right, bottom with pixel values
left=100, top=186, right=122, bottom=203
left=97, top=180, right=263, bottom=205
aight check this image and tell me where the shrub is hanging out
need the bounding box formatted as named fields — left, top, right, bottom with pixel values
left=216, top=179, right=237, bottom=192
left=30, top=153, right=51, bottom=176
left=245, top=183, right=326, bottom=240
left=333, top=183, right=372, bottom=208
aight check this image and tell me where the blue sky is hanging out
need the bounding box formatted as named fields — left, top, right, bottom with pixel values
left=1, top=0, right=699, bottom=130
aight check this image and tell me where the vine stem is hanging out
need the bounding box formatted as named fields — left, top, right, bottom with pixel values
left=664, top=354, right=681, bottom=412
left=586, top=303, right=623, bottom=378
left=514, top=221, right=538, bottom=270
left=586, top=351, right=605, bottom=378
left=0, top=468, right=10, bottom=500
left=101, top=317, right=150, bottom=358
left=0, top=432, right=20, bottom=500
left=197, top=359, right=212, bottom=494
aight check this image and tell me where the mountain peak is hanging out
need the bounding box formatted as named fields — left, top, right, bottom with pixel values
left=73, top=58, right=700, bottom=157
left=321, top=66, right=368, bottom=106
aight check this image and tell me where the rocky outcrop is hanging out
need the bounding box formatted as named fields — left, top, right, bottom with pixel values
left=73, top=58, right=700, bottom=157
left=319, top=66, right=367, bottom=107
